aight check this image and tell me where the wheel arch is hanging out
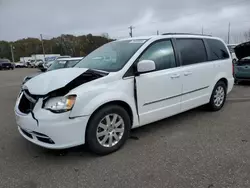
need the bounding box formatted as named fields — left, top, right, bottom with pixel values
left=217, top=77, right=228, bottom=89
left=84, top=100, right=135, bottom=142
left=87, top=100, right=134, bottom=127
left=213, top=72, right=229, bottom=91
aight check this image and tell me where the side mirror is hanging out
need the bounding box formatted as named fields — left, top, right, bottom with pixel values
left=137, top=60, right=156, bottom=74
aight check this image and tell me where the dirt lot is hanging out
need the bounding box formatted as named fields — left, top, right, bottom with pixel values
left=1, top=69, right=250, bottom=188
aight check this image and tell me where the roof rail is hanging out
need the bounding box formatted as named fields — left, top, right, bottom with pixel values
left=162, top=33, right=212, bottom=37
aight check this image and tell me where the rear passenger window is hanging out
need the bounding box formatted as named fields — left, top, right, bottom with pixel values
left=176, top=39, right=207, bottom=66
left=206, top=39, right=230, bottom=60
left=139, top=40, right=176, bottom=71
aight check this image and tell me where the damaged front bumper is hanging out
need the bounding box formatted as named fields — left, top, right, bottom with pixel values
left=14, top=93, right=90, bottom=149
left=14, top=68, right=108, bottom=149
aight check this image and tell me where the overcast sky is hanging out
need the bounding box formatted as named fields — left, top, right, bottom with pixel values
left=0, top=0, right=250, bottom=43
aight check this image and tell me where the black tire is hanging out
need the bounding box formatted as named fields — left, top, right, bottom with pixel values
left=207, top=81, right=227, bottom=111
left=86, top=105, right=131, bottom=155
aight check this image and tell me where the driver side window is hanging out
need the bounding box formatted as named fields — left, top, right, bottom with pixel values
left=139, top=40, right=176, bottom=71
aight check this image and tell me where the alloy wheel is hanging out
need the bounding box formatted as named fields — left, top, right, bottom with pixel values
left=96, top=114, right=125, bottom=148
left=213, top=86, right=225, bottom=107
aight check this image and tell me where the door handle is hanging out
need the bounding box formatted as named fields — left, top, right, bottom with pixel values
left=184, top=71, right=192, bottom=76
left=171, top=74, right=180, bottom=79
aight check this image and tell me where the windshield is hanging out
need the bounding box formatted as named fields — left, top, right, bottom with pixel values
left=47, top=59, right=81, bottom=71
left=75, top=39, right=147, bottom=72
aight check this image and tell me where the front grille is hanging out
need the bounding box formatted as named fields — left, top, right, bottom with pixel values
left=18, top=93, right=36, bottom=114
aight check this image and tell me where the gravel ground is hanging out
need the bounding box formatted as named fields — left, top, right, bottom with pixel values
left=0, top=68, right=250, bottom=188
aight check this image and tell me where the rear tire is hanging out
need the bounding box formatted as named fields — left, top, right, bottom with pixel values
left=86, top=105, right=131, bottom=155
left=207, top=81, right=227, bottom=111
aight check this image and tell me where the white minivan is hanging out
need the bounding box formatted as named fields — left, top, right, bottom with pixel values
left=15, top=34, right=234, bottom=155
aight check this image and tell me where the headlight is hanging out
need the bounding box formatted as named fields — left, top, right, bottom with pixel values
left=44, top=95, right=76, bottom=113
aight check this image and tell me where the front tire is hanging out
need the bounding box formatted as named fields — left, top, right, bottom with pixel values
left=86, top=105, right=131, bottom=155
left=207, top=81, right=227, bottom=111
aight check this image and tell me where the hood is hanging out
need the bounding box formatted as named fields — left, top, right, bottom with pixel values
left=22, top=72, right=41, bottom=84
left=24, top=68, right=89, bottom=95
left=234, top=41, right=250, bottom=60
left=27, top=72, right=41, bottom=79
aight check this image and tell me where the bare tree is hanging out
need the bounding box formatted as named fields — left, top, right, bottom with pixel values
left=101, top=33, right=109, bottom=39
left=244, top=29, right=250, bottom=41
left=232, top=33, right=245, bottom=44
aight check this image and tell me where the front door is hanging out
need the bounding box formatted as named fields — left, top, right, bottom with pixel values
left=135, top=40, right=183, bottom=126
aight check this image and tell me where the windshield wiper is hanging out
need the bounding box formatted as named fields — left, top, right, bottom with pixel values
left=88, top=68, right=109, bottom=76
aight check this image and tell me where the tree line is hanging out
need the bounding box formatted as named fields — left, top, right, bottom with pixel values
left=0, top=34, right=113, bottom=61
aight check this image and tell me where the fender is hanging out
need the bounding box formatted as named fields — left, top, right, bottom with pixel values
left=69, top=91, right=139, bottom=128
left=212, top=72, right=228, bottom=92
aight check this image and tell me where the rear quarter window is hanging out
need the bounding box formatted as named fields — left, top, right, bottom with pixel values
left=206, top=39, right=230, bottom=61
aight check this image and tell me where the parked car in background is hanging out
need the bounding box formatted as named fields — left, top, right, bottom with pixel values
left=26, top=61, right=32, bottom=68
left=11, top=63, right=15, bottom=69
left=15, top=62, right=27, bottom=68
left=20, top=57, right=32, bottom=64
left=44, top=55, right=71, bottom=63
left=28, top=60, right=36, bottom=68
left=234, top=41, right=250, bottom=83
left=227, top=44, right=238, bottom=63
left=15, top=34, right=234, bottom=155
left=46, top=57, right=83, bottom=71
left=23, top=57, right=83, bottom=84
left=41, top=60, right=54, bottom=71
left=40, top=56, right=72, bottom=71
left=34, top=59, right=44, bottom=68
left=0, top=59, right=14, bottom=70
left=37, top=61, right=45, bottom=70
